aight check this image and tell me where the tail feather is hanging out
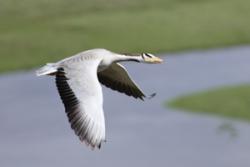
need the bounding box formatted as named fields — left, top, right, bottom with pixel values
left=36, top=63, right=58, bottom=76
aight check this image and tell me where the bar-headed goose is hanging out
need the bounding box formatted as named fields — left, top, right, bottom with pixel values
left=36, top=48, right=162, bottom=149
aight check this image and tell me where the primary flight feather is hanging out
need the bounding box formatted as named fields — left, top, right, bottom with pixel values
left=36, top=48, right=162, bottom=149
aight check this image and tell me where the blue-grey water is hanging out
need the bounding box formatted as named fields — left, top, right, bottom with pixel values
left=1, top=46, right=250, bottom=167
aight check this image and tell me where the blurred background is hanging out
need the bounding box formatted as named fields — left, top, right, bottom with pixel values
left=1, top=0, right=250, bottom=73
left=0, top=0, right=250, bottom=166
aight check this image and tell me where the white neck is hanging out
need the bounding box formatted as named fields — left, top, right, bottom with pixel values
left=113, top=54, right=143, bottom=63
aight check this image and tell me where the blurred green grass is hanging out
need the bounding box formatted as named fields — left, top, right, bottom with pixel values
left=167, top=85, right=250, bottom=122
left=1, top=0, right=250, bottom=73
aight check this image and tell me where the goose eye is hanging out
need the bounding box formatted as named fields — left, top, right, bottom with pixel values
left=145, top=53, right=153, bottom=58
left=141, top=53, right=153, bottom=59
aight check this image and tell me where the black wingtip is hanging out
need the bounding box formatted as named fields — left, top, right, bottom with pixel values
left=146, top=93, right=156, bottom=99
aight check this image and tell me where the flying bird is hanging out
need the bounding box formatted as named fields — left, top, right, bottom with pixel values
left=36, top=48, right=162, bottom=149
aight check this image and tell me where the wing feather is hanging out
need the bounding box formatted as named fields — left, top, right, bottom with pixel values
left=56, top=66, right=105, bottom=149
left=98, top=63, right=145, bottom=100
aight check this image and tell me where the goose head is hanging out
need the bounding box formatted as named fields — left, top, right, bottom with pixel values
left=141, top=53, right=163, bottom=64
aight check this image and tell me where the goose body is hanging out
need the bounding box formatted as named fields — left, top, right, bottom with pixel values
left=36, top=48, right=162, bottom=149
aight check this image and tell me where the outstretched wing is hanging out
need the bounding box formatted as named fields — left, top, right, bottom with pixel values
left=55, top=64, right=105, bottom=149
left=98, top=63, right=145, bottom=100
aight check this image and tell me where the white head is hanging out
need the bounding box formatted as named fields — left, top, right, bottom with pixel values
left=141, top=53, right=163, bottom=64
